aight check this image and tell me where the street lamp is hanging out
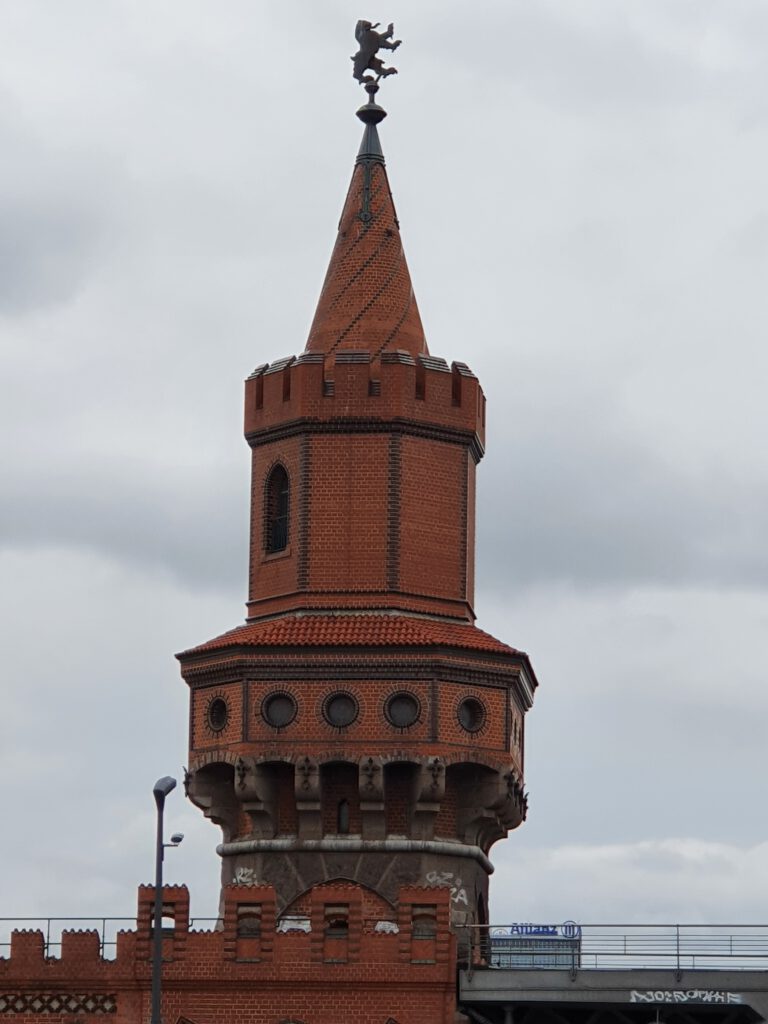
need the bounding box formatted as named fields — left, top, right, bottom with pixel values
left=150, top=776, right=181, bottom=1024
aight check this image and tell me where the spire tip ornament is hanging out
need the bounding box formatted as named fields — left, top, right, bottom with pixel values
left=352, top=20, right=401, bottom=121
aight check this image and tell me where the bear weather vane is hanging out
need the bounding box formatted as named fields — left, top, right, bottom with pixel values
left=351, top=20, right=402, bottom=96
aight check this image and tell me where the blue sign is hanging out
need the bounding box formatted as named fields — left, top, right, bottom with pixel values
left=490, top=921, right=582, bottom=940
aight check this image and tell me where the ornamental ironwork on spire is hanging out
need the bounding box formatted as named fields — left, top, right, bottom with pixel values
left=304, top=21, right=427, bottom=362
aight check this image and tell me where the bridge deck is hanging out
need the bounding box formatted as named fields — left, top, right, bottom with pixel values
left=460, top=968, right=768, bottom=1024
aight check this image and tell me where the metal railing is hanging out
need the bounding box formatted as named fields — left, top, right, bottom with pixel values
left=0, top=914, right=406, bottom=958
left=472, top=924, right=768, bottom=972
left=5, top=916, right=767, bottom=971
left=0, top=918, right=135, bottom=960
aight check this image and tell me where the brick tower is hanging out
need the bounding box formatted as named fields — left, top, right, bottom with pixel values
left=177, top=76, right=537, bottom=938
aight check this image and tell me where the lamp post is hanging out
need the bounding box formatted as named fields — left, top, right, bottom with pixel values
left=150, top=776, right=177, bottom=1024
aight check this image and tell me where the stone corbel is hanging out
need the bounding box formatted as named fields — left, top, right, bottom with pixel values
left=234, top=757, right=278, bottom=839
left=358, top=756, right=385, bottom=840
left=234, top=756, right=259, bottom=799
left=185, top=768, right=239, bottom=843
left=489, top=767, right=527, bottom=831
left=295, top=755, right=322, bottom=839
left=411, top=756, right=445, bottom=840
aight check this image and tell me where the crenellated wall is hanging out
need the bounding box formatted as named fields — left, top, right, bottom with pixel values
left=244, top=351, right=485, bottom=448
left=0, top=883, right=456, bottom=1023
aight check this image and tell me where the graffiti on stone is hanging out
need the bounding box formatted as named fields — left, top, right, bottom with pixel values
left=424, top=870, right=468, bottom=906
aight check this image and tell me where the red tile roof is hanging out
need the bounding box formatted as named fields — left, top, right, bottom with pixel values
left=179, top=614, right=521, bottom=658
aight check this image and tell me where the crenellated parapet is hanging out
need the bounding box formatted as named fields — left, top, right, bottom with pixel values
left=0, top=882, right=454, bottom=974
left=244, top=350, right=485, bottom=460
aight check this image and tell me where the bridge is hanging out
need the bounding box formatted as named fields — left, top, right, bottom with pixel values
left=460, top=924, right=768, bottom=1024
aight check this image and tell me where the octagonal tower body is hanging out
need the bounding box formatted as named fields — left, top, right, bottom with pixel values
left=178, top=98, right=537, bottom=932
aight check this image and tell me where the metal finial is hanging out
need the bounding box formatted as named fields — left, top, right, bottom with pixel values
left=351, top=20, right=401, bottom=90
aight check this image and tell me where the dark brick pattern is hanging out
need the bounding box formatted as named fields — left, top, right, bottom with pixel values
left=0, top=993, right=116, bottom=1014
left=387, top=434, right=401, bottom=590
left=297, top=436, right=311, bottom=590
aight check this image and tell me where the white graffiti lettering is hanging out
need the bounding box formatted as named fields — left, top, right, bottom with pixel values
left=630, top=991, right=743, bottom=1005
left=233, top=866, right=255, bottom=885
left=424, top=870, right=468, bottom=906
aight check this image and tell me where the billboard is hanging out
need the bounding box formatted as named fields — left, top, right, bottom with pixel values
left=489, top=922, right=582, bottom=969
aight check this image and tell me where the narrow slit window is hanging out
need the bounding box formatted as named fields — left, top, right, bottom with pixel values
left=337, top=799, right=350, bottom=834
left=265, top=465, right=289, bottom=553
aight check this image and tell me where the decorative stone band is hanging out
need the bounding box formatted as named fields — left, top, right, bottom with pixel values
left=0, top=993, right=117, bottom=1014
left=244, top=416, right=485, bottom=465
left=216, top=836, right=494, bottom=875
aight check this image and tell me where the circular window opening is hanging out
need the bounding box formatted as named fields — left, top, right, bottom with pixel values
left=323, top=691, right=359, bottom=729
left=385, top=692, right=420, bottom=729
left=457, top=697, right=486, bottom=734
left=207, top=697, right=229, bottom=733
left=262, top=691, right=297, bottom=729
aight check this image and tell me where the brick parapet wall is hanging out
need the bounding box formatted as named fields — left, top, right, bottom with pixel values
left=244, top=351, right=485, bottom=454
left=0, top=884, right=456, bottom=1023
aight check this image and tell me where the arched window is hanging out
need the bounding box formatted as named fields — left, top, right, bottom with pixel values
left=265, top=464, right=289, bottom=553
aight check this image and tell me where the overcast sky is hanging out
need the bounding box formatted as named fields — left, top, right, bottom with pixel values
left=1, top=0, right=767, bottom=934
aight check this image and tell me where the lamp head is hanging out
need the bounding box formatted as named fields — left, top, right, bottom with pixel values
left=153, top=776, right=177, bottom=800
left=169, top=833, right=184, bottom=846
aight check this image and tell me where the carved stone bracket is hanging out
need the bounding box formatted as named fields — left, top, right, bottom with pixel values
left=490, top=767, right=528, bottom=830
left=234, top=756, right=258, bottom=798
left=358, top=755, right=385, bottom=840
left=185, top=767, right=239, bottom=844
left=411, top=756, right=445, bottom=841
left=296, top=755, right=320, bottom=800
left=359, top=756, right=384, bottom=800
left=295, top=755, right=322, bottom=840
left=417, top=757, right=445, bottom=802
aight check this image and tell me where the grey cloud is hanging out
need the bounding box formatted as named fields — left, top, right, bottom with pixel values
left=0, top=463, right=248, bottom=593
left=492, top=839, right=768, bottom=923
left=0, top=196, right=108, bottom=314
left=2, top=0, right=768, bottom=928
left=413, top=1, right=742, bottom=113
left=477, top=419, right=768, bottom=591
left=0, top=99, right=117, bottom=315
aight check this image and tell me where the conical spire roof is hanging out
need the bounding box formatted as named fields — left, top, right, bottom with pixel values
left=305, top=100, right=428, bottom=361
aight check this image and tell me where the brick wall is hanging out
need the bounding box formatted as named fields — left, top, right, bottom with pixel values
left=242, top=351, right=485, bottom=622
left=0, top=884, right=457, bottom=1024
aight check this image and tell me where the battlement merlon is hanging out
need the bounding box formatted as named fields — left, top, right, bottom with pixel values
left=244, top=351, right=486, bottom=461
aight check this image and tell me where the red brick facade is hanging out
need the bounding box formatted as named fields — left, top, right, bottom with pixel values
left=0, top=884, right=456, bottom=1023
left=0, top=83, right=537, bottom=1023
left=177, top=91, right=537, bottom=953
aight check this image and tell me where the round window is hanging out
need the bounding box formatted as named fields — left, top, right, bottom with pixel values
left=385, top=692, right=420, bottom=729
left=457, top=696, right=486, bottom=734
left=207, top=696, right=229, bottom=733
left=262, top=691, right=297, bottom=729
left=323, top=691, right=359, bottom=729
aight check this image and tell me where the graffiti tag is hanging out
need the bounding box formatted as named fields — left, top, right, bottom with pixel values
left=630, top=991, right=743, bottom=1005
left=424, top=870, right=468, bottom=906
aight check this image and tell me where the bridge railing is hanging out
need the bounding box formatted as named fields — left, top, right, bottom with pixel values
left=471, top=924, right=768, bottom=971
